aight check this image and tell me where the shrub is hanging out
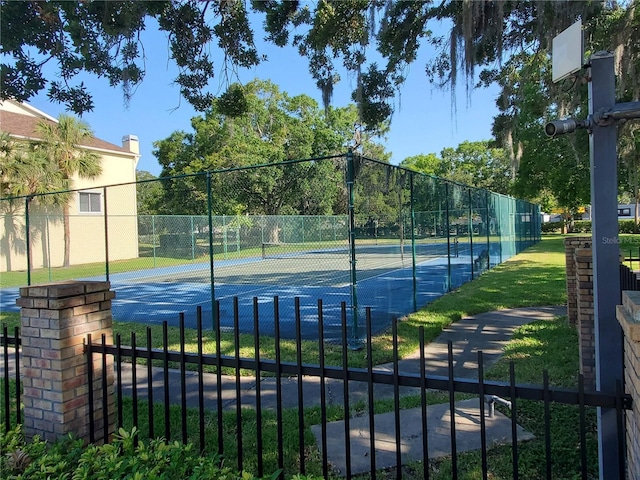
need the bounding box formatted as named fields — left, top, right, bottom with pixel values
left=572, top=220, right=591, bottom=233
left=1, top=425, right=316, bottom=480
left=619, top=220, right=638, bottom=234
left=542, top=221, right=564, bottom=233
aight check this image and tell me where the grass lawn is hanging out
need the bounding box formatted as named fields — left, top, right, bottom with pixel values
left=0, top=255, right=208, bottom=289
left=421, top=315, right=597, bottom=479
left=1, top=234, right=607, bottom=478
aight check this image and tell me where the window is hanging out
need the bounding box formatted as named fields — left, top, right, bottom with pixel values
left=79, top=192, right=101, bottom=213
left=618, top=208, right=631, bottom=217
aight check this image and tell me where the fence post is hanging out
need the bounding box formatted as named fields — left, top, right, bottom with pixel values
left=191, top=215, right=195, bottom=260
left=617, top=291, right=640, bottom=478
left=497, top=195, right=503, bottom=264
left=444, top=182, right=451, bottom=291
left=25, top=196, right=31, bottom=285
left=410, top=173, right=417, bottom=312
left=564, top=237, right=597, bottom=390
left=468, top=188, right=474, bottom=279
left=16, top=280, right=116, bottom=444
left=485, top=190, right=490, bottom=269
left=103, top=186, right=109, bottom=281
left=346, top=149, right=359, bottom=344
left=207, top=173, right=216, bottom=328
left=574, top=246, right=596, bottom=391
left=565, top=237, right=592, bottom=328
left=152, top=215, right=157, bottom=268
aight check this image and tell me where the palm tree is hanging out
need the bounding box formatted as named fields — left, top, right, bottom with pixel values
left=36, top=115, right=102, bottom=267
left=1, top=132, right=67, bottom=271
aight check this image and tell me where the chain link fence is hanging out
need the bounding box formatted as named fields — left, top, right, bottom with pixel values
left=1, top=152, right=540, bottom=342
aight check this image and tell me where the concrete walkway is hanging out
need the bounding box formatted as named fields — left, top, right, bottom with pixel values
left=311, top=305, right=566, bottom=475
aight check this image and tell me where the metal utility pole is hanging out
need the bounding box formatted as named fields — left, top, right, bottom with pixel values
left=589, top=52, right=624, bottom=480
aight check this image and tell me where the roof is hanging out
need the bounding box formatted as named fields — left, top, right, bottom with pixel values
left=0, top=107, right=132, bottom=155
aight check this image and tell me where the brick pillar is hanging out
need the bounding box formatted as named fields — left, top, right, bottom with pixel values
left=574, top=247, right=595, bottom=390
left=617, top=291, right=640, bottom=480
left=565, top=236, right=591, bottom=328
left=16, top=281, right=116, bottom=444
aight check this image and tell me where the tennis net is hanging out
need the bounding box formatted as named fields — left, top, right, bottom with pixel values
left=261, top=240, right=452, bottom=261
left=261, top=241, right=349, bottom=260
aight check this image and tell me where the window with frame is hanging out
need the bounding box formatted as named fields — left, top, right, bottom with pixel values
left=618, top=208, right=631, bottom=216
left=79, top=192, right=101, bottom=213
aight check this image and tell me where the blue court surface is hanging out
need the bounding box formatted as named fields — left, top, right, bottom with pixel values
left=1, top=246, right=499, bottom=344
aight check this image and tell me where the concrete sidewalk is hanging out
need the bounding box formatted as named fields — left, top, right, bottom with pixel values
left=311, top=305, right=566, bottom=475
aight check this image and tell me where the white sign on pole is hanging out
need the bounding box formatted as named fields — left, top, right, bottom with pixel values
left=552, top=20, right=583, bottom=83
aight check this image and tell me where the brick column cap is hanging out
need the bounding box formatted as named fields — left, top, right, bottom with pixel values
left=18, top=281, right=111, bottom=301
left=564, top=236, right=592, bottom=245
left=618, top=291, right=640, bottom=343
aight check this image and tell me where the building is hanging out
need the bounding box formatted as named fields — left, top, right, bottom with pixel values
left=0, top=100, right=140, bottom=272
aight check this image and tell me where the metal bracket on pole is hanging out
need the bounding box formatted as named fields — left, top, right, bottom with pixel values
left=545, top=101, right=640, bottom=137
left=598, top=101, right=640, bottom=124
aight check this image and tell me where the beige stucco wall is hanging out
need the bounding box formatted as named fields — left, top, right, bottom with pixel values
left=1, top=139, right=140, bottom=273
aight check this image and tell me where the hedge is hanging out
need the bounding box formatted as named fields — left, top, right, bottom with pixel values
left=542, top=220, right=639, bottom=234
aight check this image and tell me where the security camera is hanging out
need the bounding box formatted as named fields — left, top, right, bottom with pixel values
left=544, top=118, right=588, bottom=137
left=545, top=119, right=578, bottom=137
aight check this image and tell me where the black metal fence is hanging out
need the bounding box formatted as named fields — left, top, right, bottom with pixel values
left=1, top=325, right=21, bottom=428
left=1, top=300, right=632, bottom=479
left=622, top=247, right=640, bottom=272
left=621, top=263, right=640, bottom=293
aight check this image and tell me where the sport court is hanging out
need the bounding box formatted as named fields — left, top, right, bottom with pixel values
left=1, top=240, right=488, bottom=343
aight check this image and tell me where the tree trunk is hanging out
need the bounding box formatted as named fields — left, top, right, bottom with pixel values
left=561, top=210, right=568, bottom=234
left=63, top=203, right=71, bottom=267
left=2, top=210, right=14, bottom=272
left=269, top=225, right=280, bottom=244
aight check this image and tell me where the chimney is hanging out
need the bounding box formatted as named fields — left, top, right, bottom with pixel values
left=122, top=135, right=139, bottom=155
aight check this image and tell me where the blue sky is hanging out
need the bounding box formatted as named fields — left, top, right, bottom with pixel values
left=25, top=19, right=501, bottom=176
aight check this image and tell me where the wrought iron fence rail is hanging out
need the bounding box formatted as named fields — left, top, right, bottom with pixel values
left=1, top=326, right=21, bottom=428
left=620, top=263, right=640, bottom=291
left=90, top=342, right=630, bottom=410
